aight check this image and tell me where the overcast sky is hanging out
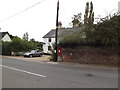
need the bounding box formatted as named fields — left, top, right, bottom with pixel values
left=0, top=0, right=119, bottom=42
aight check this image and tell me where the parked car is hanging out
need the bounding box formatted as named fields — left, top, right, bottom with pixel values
left=24, top=50, right=43, bottom=58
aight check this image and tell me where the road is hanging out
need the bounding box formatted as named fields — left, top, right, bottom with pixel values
left=1, top=56, right=118, bottom=88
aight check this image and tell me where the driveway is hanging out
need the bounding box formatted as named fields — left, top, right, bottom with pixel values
left=2, top=55, right=51, bottom=62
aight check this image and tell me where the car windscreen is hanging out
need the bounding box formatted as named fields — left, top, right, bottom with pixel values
left=31, top=50, right=36, bottom=53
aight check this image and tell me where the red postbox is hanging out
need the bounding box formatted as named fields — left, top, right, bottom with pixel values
left=58, top=46, right=62, bottom=56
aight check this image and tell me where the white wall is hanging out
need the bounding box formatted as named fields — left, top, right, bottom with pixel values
left=43, top=38, right=55, bottom=53
left=118, top=1, right=120, bottom=15
left=2, top=34, right=12, bottom=42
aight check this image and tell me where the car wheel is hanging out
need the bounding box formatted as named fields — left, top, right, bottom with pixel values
left=29, top=55, right=32, bottom=58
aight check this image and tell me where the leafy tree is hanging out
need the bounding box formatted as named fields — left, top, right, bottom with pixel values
left=59, top=1, right=119, bottom=47
left=83, top=1, right=94, bottom=44
left=9, top=36, right=35, bottom=53
left=72, top=13, right=83, bottom=27
left=30, top=38, right=43, bottom=51
left=84, top=1, right=94, bottom=27
left=30, top=38, right=35, bottom=42
left=10, top=36, right=23, bottom=52
left=35, top=41, right=44, bottom=51
left=93, top=15, right=120, bottom=46
left=84, top=2, right=89, bottom=26
left=22, top=32, right=29, bottom=41
left=89, top=2, right=94, bottom=25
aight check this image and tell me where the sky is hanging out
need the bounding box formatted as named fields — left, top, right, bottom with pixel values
left=0, top=0, right=119, bottom=42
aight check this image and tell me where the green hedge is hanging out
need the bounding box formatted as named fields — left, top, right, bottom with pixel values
left=2, top=42, right=11, bottom=55
left=59, top=15, right=120, bottom=48
left=2, top=37, right=36, bottom=55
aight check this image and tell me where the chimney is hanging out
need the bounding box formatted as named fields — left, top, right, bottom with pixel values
left=58, top=21, right=62, bottom=29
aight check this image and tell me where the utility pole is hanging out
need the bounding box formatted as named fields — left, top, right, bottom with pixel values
left=54, top=0, right=59, bottom=62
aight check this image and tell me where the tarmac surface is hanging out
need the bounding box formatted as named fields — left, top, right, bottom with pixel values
left=2, top=56, right=118, bottom=88
left=1, top=55, right=118, bottom=70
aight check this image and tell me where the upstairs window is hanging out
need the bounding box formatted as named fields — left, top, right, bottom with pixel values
left=49, top=38, right=51, bottom=42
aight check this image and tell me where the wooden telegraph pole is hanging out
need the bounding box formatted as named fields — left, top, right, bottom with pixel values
left=54, top=0, right=59, bottom=62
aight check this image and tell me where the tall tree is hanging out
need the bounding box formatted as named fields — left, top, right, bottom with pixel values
left=84, top=1, right=94, bottom=28
left=84, top=2, right=89, bottom=26
left=89, top=2, right=94, bottom=25
left=22, top=32, right=29, bottom=41
left=84, top=1, right=94, bottom=43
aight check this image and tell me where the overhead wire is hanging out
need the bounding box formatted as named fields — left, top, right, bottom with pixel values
left=0, top=0, right=46, bottom=23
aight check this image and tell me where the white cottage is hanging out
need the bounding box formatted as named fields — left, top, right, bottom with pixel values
left=42, top=30, right=56, bottom=53
left=0, top=32, right=12, bottom=42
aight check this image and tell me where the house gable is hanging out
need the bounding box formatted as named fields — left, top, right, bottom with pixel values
left=0, top=32, right=12, bottom=42
left=2, top=34, right=12, bottom=42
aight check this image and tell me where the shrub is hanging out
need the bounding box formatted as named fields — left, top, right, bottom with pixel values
left=59, top=29, right=87, bottom=47
left=48, top=44, right=56, bottom=61
left=2, top=36, right=36, bottom=55
left=10, top=37, right=36, bottom=52
left=2, top=42, right=12, bottom=55
left=59, top=15, right=120, bottom=47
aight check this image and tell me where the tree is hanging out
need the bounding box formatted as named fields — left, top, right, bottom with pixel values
left=84, top=2, right=89, bottom=26
left=22, top=32, right=29, bottom=41
left=72, top=13, right=83, bottom=28
left=84, top=1, right=94, bottom=27
left=35, top=42, right=44, bottom=51
left=93, top=14, right=120, bottom=46
left=30, top=38, right=43, bottom=51
left=10, top=36, right=36, bottom=52
left=83, top=1, right=94, bottom=44
left=30, top=38, right=35, bottom=42
left=2, top=41, right=12, bottom=55
left=2, top=36, right=37, bottom=56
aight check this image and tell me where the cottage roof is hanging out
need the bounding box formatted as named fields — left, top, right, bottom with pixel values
left=43, top=27, right=82, bottom=38
left=0, top=32, right=10, bottom=38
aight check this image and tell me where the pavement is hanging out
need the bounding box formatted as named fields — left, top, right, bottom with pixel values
left=1, top=55, right=118, bottom=70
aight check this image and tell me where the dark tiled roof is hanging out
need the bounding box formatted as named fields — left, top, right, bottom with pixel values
left=0, top=32, right=9, bottom=39
left=43, top=29, right=56, bottom=38
left=43, top=27, right=82, bottom=38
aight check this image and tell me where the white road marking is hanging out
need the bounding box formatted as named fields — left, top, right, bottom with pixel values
left=0, top=65, right=46, bottom=78
left=47, top=62, right=58, bottom=64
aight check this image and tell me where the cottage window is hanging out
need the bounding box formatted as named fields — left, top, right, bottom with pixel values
left=49, top=38, right=51, bottom=42
left=48, top=46, right=51, bottom=50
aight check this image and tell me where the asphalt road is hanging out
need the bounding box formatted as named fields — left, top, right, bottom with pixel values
left=2, top=57, right=118, bottom=88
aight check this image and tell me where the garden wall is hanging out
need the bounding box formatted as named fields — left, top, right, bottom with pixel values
left=61, top=46, right=118, bottom=66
